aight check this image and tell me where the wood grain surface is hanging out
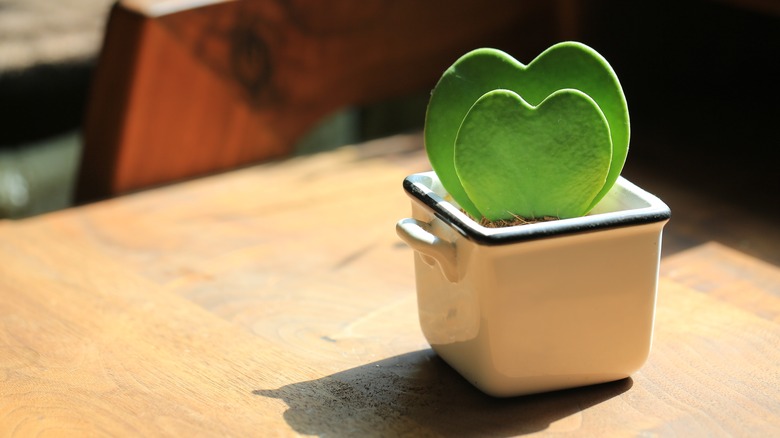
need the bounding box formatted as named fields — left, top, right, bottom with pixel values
left=3, top=134, right=780, bottom=436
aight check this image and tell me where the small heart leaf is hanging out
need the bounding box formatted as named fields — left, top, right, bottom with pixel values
left=454, top=89, right=612, bottom=220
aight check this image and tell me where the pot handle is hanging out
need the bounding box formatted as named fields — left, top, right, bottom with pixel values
left=396, top=218, right=458, bottom=282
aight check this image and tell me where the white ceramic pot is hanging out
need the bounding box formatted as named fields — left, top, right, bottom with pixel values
left=396, top=171, right=670, bottom=397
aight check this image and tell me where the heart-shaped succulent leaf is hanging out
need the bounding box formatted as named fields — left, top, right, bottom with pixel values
left=425, top=41, right=629, bottom=219
left=454, top=89, right=612, bottom=220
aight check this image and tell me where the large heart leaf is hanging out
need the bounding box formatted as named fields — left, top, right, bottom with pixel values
left=425, top=42, right=629, bottom=218
left=454, top=89, right=612, bottom=220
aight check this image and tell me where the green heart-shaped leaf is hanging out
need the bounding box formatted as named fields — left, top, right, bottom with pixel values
left=425, top=42, right=628, bottom=218
left=454, top=89, right=612, bottom=220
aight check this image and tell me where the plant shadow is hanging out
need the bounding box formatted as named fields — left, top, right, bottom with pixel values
left=254, top=349, right=632, bottom=436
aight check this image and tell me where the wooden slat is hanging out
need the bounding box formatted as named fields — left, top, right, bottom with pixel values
left=76, top=0, right=558, bottom=202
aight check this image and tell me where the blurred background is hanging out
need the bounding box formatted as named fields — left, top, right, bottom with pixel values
left=0, top=0, right=778, bottom=262
left=1, top=0, right=114, bottom=217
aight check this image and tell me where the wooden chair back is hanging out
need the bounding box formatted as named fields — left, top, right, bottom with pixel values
left=76, top=0, right=565, bottom=202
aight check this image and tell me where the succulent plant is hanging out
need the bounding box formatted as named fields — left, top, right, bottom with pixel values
left=424, top=41, right=629, bottom=221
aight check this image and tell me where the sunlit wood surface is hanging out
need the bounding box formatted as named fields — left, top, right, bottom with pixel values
left=2, top=134, right=780, bottom=436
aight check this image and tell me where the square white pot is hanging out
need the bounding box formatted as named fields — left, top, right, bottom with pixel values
left=396, top=171, right=670, bottom=397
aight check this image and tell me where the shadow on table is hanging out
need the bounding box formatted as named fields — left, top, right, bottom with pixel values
left=254, top=349, right=631, bottom=436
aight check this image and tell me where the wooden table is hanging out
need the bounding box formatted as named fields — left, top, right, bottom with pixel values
left=2, top=134, right=779, bottom=436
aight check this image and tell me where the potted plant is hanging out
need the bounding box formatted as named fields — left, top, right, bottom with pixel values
left=396, top=42, right=670, bottom=397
